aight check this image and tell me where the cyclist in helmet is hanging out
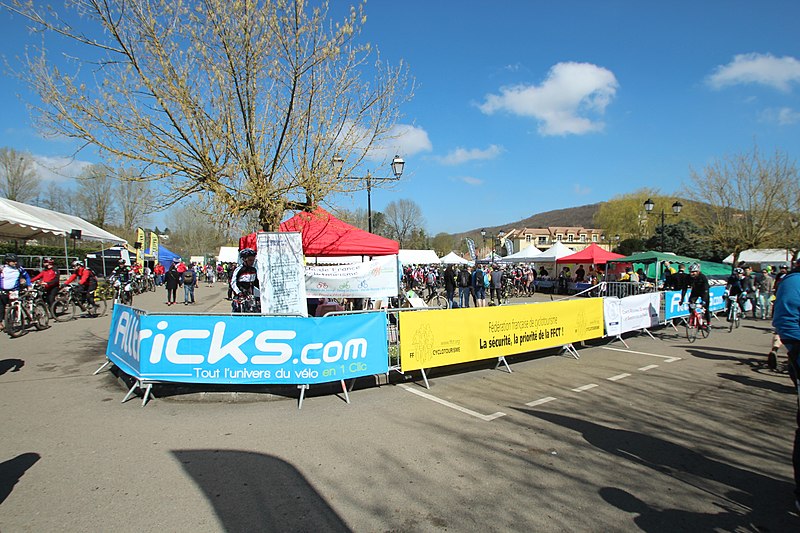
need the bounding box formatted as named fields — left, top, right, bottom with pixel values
left=62, top=260, right=98, bottom=311
left=30, top=257, right=60, bottom=307
left=724, top=267, right=748, bottom=321
left=681, top=263, right=710, bottom=327
left=230, top=248, right=259, bottom=310
left=1, top=253, right=32, bottom=329
left=111, top=258, right=132, bottom=284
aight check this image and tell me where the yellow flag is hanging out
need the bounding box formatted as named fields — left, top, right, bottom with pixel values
left=136, top=227, right=145, bottom=265
left=149, top=231, right=159, bottom=262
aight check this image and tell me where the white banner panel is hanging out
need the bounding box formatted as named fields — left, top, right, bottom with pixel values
left=305, top=255, right=399, bottom=298
left=618, top=292, right=660, bottom=333
left=256, top=232, right=308, bottom=316
left=603, top=297, right=621, bottom=337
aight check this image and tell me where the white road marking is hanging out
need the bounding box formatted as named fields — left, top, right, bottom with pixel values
left=398, top=384, right=506, bottom=421
left=600, top=346, right=682, bottom=363
left=571, top=384, right=599, bottom=392
left=526, top=396, right=557, bottom=407
left=638, top=364, right=659, bottom=372
left=607, top=373, right=631, bottom=381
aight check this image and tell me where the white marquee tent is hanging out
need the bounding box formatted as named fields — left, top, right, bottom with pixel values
left=530, top=241, right=574, bottom=263
left=440, top=251, right=472, bottom=265
left=0, top=197, right=126, bottom=243
left=723, top=248, right=793, bottom=266
left=499, top=244, right=542, bottom=263
left=398, top=249, right=441, bottom=265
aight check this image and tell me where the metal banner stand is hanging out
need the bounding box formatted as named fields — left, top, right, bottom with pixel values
left=561, top=343, right=580, bottom=359
left=419, top=369, right=431, bottom=389
left=122, top=379, right=154, bottom=407
left=94, top=359, right=113, bottom=375
left=495, top=356, right=512, bottom=373
left=612, top=335, right=629, bottom=348
left=297, top=380, right=351, bottom=409
left=639, top=328, right=657, bottom=340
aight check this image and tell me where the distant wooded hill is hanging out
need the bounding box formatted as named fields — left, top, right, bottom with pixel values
left=452, top=203, right=602, bottom=239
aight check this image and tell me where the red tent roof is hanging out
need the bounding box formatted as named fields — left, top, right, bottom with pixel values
left=555, top=243, right=624, bottom=265
left=238, top=207, right=399, bottom=257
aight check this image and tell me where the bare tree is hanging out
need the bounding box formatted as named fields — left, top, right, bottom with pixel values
left=0, top=147, right=40, bottom=203
left=75, top=164, right=116, bottom=228
left=166, top=200, right=232, bottom=258
left=383, top=199, right=424, bottom=248
left=39, top=181, right=76, bottom=214
left=115, top=168, right=151, bottom=230
left=684, top=145, right=795, bottom=265
left=6, top=0, right=412, bottom=230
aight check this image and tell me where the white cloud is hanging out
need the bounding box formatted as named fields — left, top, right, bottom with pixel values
left=33, top=155, right=93, bottom=183
left=367, top=123, right=432, bottom=161
left=478, top=61, right=619, bottom=136
left=706, top=53, right=800, bottom=92
left=455, top=176, right=483, bottom=186
left=439, top=145, right=503, bottom=166
left=573, top=184, right=591, bottom=195
left=760, top=107, right=800, bottom=125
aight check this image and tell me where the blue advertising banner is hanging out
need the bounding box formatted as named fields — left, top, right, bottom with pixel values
left=106, top=306, right=389, bottom=384
left=663, top=286, right=726, bottom=320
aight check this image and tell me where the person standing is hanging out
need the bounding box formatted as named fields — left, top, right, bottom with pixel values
left=153, top=262, right=165, bottom=286
left=490, top=265, right=503, bottom=305
left=472, top=264, right=487, bottom=307
left=756, top=268, right=775, bottom=320
left=164, top=264, right=180, bottom=306
left=182, top=265, right=197, bottom=305
left=443, top=264, right=456, bottom=308
left=457, top=265, right=471, bottom=308
left=772, top=258, right=800, bottom=512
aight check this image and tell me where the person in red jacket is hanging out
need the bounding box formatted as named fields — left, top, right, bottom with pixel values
left=30, top=257, right=60, bottom=307
left=62, top=260, right=98, bottom=309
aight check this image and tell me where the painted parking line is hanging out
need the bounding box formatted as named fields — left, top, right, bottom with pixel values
left=607, top=373, right=631, bottom=381
left=526, top=396, right=557, bottom=407
left=571, top=384, right=599, bottom=392
left=638, top=364, right=659, bottom=372
left=600, top=346, right=682, bottom=363
left=398, top=384, right=506, bottom=421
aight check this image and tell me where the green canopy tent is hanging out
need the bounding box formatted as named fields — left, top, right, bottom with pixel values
left=605, top=251, right=731, bottom=283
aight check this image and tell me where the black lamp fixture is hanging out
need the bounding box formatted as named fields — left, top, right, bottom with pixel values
left=333, top=154, right=405, bottom=233
left=643, top=198, right=683, bottom=251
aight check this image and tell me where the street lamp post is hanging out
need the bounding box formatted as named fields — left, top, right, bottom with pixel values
left=333, top=155, right=405, bottom=234
left=480, top=229, right=505, bottom=260
left=643, top=198, right=683, bottom=251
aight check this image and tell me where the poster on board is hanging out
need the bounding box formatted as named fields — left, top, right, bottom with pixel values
left=256, top=232, right=308, bottom=316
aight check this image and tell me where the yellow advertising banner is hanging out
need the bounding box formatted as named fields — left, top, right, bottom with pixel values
left=149, top=231, right=159, bottom=261
left=136, top=227, right=145, bottom=265
left=399, top=299, right=604, bottom=371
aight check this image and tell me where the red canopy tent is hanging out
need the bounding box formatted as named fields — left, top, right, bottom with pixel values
left=555, top=243, right=624, bottom=266
left=238, top=207, right=399, bottom=256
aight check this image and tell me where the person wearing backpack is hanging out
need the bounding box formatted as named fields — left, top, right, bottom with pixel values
left=457, top=265, right=472, bottom=308
left=62, top=260, right=97, bottom=310
left=472, top=264, right=487, bottom=307
left=182, top=265, right=197, bottom=305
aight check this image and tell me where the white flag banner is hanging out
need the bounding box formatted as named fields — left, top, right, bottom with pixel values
left=305, top=255, right=399, bottom=298
left=256, top=232, right=307, bottom=316
left=618, top=292, right=660, bottom=333
left=603, top=297, right=622, bottom=337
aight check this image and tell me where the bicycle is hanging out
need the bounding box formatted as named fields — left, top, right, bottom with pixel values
left=726, top=295, right=741, bottom=332
left=3, top=287, right=50, bottom=338
left=685, top=301, right=710, bottom=343
left=423, top=286, right=448, bottom=309
left=51, top=283, right=107, bottom=322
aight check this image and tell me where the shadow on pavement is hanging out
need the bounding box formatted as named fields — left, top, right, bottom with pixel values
left=518, top=409, right=797, bottom=529
left=0, top=359, right=25, bottom=375
left=717, top=372, right=796, bottom=394
left=0, top=452, right=40, bottom=505
left=173, top=450, right=351, bottom=532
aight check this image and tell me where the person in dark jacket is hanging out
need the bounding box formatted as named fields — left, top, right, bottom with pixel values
left=164, top=264, right=181, bottom=306
left=772, top=258, right=800, bottom=512
left=443, top=264, right=457, bottom=308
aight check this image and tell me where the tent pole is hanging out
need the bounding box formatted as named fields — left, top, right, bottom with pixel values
left=63, top=236, right=69, bottom=273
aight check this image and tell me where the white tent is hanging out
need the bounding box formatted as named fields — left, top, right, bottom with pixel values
left=532, top=241, right=574, bottom=262
left=217, top=246, right=240, bottom=263
left=0, top=197, right=126, bottom=243
left=723, top=248, right=792, bottom=266
left=499, top=244, right=542, bottom=263
left=398, top=249, right=441, bottom=265
left=440, top=251, right=472, bottom=265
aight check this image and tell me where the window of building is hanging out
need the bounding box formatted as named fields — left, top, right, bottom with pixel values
left=592, top=234, right=598, bottom=242
left=538, top=236, right=547, bottom=245
left=525, top=235, right=532, bottom=242
left=556, top=234, right=562, bottom=241
left=567, top=234, right=574, bottom=242
left=580, top=234, right=586, bottom=242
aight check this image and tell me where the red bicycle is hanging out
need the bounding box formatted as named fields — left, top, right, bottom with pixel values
left=686, top=301, right=710, bottom=343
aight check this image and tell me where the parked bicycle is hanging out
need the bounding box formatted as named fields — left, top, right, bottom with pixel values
left=685, top=301, right=710, bottom=343
left=51, top=283, right=107, bottom=321
left=3, top=286, right=50, bottom=338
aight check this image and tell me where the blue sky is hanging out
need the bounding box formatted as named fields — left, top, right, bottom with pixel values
left=2, top=1, right=800, bottom=235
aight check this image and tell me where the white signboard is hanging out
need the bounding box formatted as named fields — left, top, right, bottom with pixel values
left=604, top=293, right=660, bottom=336
left=256, top=232, right=308, bottom=316
left=305, top=255, right=399, bottom=298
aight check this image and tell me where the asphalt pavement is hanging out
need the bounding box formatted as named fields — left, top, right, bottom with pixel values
left=0, top=283, right=798, bottom=531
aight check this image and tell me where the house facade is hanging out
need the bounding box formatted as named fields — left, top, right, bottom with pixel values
left=501, top=226, right=610, bottom=253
